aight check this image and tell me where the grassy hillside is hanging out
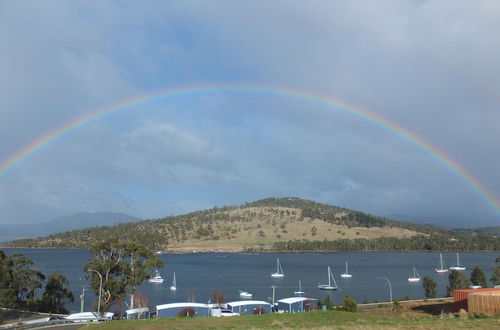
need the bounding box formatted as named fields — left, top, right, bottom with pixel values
left=2, top=197, right=498, bottom=251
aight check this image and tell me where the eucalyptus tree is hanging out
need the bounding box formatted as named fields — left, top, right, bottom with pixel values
left=470, top=265, right=487, bottom=288
left=39, top=271, right=74, bottom=314
left=0, top=251, right=45, bottom=308
left=84, top=239, right=163, bottom=313
left=422, top=275, right=437, bottom=298
left=491, top=257, right=500, bottom=286
left=447, top=270, right=469, bottom=296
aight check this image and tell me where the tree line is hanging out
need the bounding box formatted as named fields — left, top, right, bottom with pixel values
left=0, top=250, right=74, bottom=314
left=269, top=235, right=500, bottom=252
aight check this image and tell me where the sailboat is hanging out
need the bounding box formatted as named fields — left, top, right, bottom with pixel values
left=341, top=261, right=352, bottom=278
left=318, top=266, right=338, bottom=290
left=449, top=253, right=466, bottom=271
left=435, top=253, right=449, bottom=274
left=148, top=269, right=164, bottom=283
left=294, top=280, right=305, bottom=296
left=271, top=258, right=285, bottom=278
left=408, top=267, right=421, bottom=282
left=170, top=272, right=177, bottom=291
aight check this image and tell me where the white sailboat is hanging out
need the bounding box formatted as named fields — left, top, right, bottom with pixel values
left=408, top=267, right=421, bottom=282
left=148, top=269, right=164, bottom=283
left=294, top=280, right=305, bottom=296
left=449, top=253, right=466, bottom=271
left=341, top=261, right=352, bottom=278
left=170, top=272, right=177, bottom=291
left=435, top=253, right=449, bottom=274
left=318, top=266, right=338, bottom=290
left=271, top=258, right=285, bottom=278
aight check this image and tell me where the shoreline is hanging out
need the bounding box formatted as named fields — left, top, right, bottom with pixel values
left=1, top=245, right=499, bottom=254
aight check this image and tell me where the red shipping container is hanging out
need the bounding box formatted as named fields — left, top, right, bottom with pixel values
left=453, top=288, right=500, bottom=312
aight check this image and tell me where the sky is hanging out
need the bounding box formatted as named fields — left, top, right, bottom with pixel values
left=0, top=0, right=499, bottom=227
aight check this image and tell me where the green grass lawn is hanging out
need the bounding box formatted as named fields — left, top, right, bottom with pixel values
left=89, top=309, right=500, bottom=329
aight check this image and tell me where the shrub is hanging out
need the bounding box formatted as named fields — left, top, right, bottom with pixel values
left=340, top=295, right=357, bottom=312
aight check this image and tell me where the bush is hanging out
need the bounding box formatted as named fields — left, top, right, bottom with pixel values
left=392, top=299, right=402, bottom=312
left=340, top=295, right=357, bottom=312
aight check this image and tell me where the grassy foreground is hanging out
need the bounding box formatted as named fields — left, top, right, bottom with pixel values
left=89, top=308, right=500, bottom=330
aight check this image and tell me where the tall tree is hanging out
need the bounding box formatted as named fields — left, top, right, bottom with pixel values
left=470, top=265, right=487, bottom=288
left=491, top=257, right=500, bottom=286
left=447, top=270, right=469, bottom=296
left=122, top=242, right=162, bottom=309
left=39, top=271, right=74, bottom=314
left=83, top=240, right=162, bottom=313
left=423, top=275, right=437, bottom=298
left=0, top=252, right=45, bottom=309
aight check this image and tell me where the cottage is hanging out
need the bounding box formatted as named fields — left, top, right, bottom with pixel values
left=156, top=302, right=210, bottom=318
left=277, top=297, right=317, bottom=313
left=226, top=300, right=272, bottom=315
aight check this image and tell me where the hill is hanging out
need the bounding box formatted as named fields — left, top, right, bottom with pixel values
left=2, top=198, right=499, bottom=252
left=0, top=212, right=141, bottom=242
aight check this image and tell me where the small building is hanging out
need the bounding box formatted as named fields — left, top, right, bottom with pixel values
left=468, top=291, right=500, bottom=315
left=453, top=288, right=500, bottom=312
left=277, top=297, right=318, bottom=313
left=226, top=300, right=272, bottom=315
left=156, top=302, right=210, bottom=318
left=126, top=307, right=150, bottom=319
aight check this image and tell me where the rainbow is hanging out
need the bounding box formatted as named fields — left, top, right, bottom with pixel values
left=1, top=84, right=499, bottom=216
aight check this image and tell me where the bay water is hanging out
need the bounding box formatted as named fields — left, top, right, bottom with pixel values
left=4, top=249, right=498, bottom=313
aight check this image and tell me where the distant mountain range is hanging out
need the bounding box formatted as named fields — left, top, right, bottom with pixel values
left=3, top=197, right=498, bottom=252
left=0, top=212, right=141, bottom=242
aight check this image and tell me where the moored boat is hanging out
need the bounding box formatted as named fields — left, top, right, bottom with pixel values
left=318, top=266, right=338, bottom=290
left=271, top=258, right=285, bottom=278
left=148, top=269, right=164, bottom=283
left=341, top=261, right=352, bottom=278
left=435, top=253, right=448, bottom=273
left=170, top=272, right=177, bottom=291
left=408, top=267, right=421, bottom=282
left=239, top=290, right=252, bottom=299
left=449, top=253, right=466, bottom=271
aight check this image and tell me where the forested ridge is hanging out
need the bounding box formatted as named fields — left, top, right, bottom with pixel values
left=2, top=197, right=498, bottom=252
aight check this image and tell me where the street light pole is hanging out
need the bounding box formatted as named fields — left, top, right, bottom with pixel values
left=377, top=276, right=392, bottom=302
left=80, top=286, right=86, bottom=313
left=87, top=269, right=103, bottom=317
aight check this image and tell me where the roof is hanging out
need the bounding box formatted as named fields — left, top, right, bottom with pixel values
left=454, top=288, right=500, bottom=294
left=126, top=307, right=149, bottom=314
left=227, top=300, right=271, bottom=307
left=470, top=291, right=500, bottom=297
left=65, top=312, right=114, bottom=319
left=156, top=302, right=209, bottom=310
left=277, top=297, right=317, bottom=304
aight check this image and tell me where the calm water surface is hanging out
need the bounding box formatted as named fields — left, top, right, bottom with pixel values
left=4, top=249, right=498, bottom=313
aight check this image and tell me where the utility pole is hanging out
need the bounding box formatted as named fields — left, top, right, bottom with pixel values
left=80, top=286, right=86, bottom=313
left=271, top=285, right=276, bottom=305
